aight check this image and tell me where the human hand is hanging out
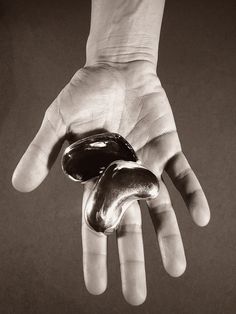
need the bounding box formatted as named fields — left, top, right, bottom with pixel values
left=12, top=60, right=210, bottom=305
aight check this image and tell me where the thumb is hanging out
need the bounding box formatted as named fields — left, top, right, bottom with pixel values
left=12, top=101, right=66, bottom=192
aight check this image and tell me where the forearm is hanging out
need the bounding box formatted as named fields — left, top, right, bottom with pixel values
left=86, top=0, right=165, bottom=66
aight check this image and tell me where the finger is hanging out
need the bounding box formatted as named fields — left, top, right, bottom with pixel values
left=166, top=152, right=210, bottom=227
left=116, top=201, right=146, bottom=306
left=147, top=180, right=186, bottom=277
left=12, top=101, right=66, bottom=192
left=82, top=181, right=107, bottom=295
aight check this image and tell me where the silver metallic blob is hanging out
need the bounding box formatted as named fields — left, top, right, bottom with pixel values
left=84, top=160, right=159, bottom=235
left=62, top=133, right=159, bottom=235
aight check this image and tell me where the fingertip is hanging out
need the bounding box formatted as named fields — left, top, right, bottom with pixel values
left=121, top=263, right=147, bottom=306
left=12, top=156, right=47, bottom=193
left=121, top=261, right=147, bottom=306
left=123, top=286, right=147, bottom=306
left=165, top=258, right=187, bottom=278
left=85, top=280, right=107, bottom=296
left=83, top=250, right=107, bottom=297
left=191, top=205, right=211, bottom=227
left=84, top=269, right=107, bottom=296
left=12, top=166, right=35, bottom=193
left=160, top=235, right=187, bottom=278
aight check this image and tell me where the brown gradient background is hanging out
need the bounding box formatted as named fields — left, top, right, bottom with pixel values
left=1, top=0, right=236, bottom=313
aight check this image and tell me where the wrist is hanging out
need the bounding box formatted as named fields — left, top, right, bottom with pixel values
left=86, top=33, right=159, bottom=66
left=85, top=0, right=165, bottom=66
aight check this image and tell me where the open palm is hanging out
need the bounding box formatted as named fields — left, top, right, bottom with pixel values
left=12, top=61, right=210, bottom=305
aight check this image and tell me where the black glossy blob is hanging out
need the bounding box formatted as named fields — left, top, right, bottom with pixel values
left=62, top=133, right=138, bottom=183
left=85, top=160, right=159, bottom=235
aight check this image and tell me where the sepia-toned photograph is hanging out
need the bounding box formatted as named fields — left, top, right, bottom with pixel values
left=0, top=0, right=235, bottom=313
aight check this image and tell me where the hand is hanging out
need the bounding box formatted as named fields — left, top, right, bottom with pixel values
left=12, top=60, right=210, bottom=305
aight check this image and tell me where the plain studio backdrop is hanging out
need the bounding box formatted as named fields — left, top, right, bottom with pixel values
left=0, top=0, right=235, bottom=313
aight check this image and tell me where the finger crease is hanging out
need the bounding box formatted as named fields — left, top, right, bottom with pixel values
left=83, top=251, right=107, bottom=257
left=159, top=233, right=181, bottom=241
left=117, top=224, right=142, bottom=235
left=44, top=115, right=60, bottom=140
left=185, top=188, right=203, bottom=199
left=120, top=260, right=145, bottom=265
left=150, top=203, right=172, bottom=214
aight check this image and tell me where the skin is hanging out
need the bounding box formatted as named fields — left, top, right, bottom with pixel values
left=12, top=0, right=210, bottom=307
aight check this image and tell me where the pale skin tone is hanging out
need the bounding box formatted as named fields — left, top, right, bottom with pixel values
left=12, top=0, right=210, bottom=306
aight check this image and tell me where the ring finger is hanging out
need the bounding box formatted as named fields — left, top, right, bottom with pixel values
left=116, top=201, right=147, bottom=306
left=147, top=179, right=186, bottom=277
